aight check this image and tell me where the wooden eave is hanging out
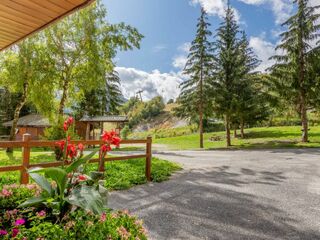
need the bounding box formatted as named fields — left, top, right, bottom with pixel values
left=0, top=0, right=95, bottom=51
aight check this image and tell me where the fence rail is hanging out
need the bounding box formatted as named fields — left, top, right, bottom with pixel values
left=0, top=134, right=152, bottom=184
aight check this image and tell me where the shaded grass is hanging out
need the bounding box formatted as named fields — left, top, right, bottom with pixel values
left=154, top=126, right=320, bottom=150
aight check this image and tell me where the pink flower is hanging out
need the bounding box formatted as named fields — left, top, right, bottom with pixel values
left=117, top=226, right=131, bottom=239
left=78, top=143, right=84, bottom=152
left=0, top=230, right=7, bottom=235
left=100, top=213, right=106, bottom=222
left=12, top=228, right=19, bottom=237
left=37, top=210, right=46, bottom=218
left=1, top=188, right=13, bottom=197
left=15, top=218, right=25, bottom=226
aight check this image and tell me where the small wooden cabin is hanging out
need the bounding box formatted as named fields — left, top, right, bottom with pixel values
left=77, top=116, right=128, bottom=140
left=2, top=114, right=51, bottom=140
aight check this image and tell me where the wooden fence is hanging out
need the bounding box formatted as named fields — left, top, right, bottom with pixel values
left=0, top=134, right=152, bottom=184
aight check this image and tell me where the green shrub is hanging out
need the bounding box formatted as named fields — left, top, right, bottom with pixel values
left=0, top=184, right=40, bottom=209
left=121, top=125, right=130, bottom=140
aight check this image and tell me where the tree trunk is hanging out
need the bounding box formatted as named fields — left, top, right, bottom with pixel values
left=301, top=92, right=308, bottom=142
left=199, top=108, right=204, bottom=148
left=225, top=115, right=231, bottom=147
left=240, top=120, right=245, bottom=138
left=298, top=13, right=308, bottom=143
left=234, top=128, right=237, bottom=138
left=58, top=77, right=69, bottom=116
left=199, top=56, right=204, bottom=149
left=7, top=82, right=29, bottom=152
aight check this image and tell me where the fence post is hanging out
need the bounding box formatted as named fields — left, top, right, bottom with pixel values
left=98, top=140, right=105, bottom=172
left=21, top=133, right=31, bottom=184
left=146, top=136, right=152, bottom=181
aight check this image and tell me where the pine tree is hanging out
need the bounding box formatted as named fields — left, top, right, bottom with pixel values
left=233, top=32, right=265, bottom=138
left=174, top=8, right=214, bottom=148
left=211, top=3, right=242, bottom=146
left=270, top=0, right=320, bottom=142
left=74, top=68, right=123, bottom=118
left=103, top=69, right=123, bottom=114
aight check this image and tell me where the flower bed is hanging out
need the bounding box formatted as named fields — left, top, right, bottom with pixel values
left=0, top=185, right=147, bottom=239
left=0, top=118, right=148, bottom=239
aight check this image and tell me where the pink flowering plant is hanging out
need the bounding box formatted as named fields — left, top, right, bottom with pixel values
left=19, top=117, right=121, bottom=218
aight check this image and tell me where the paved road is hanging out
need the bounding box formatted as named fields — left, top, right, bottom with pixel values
left=109, top=149, right=320, bottom=240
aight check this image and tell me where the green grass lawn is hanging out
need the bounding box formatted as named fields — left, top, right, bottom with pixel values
left=154, top=125, right=320, bottom=150
left=0, top=149, right=181, bottom=189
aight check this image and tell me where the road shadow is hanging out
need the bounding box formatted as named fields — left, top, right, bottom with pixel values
left=110, top=167, right=318, bottom=240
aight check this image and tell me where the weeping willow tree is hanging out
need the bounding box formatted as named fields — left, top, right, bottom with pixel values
left=270, top=0, right=320, bottom=142
left=0, top=38, right=55, bottom=152
left=44, top=0, right=143, bottom=119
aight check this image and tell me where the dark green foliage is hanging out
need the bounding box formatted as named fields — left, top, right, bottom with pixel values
left=73, top=69, right=123, bottom=119
left=85, top=157, right=182, bottom=190
left=167, top=99, right=174, bottom=104
left=211, top=3, right=245, bottom=145
left=269, top=0, right=320, bottom=142
left=174, top=8, right=214, bottom=148
left=232, top=33, right=268, bottom=135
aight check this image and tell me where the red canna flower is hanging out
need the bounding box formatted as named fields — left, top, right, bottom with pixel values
left=55, top=140, right=65, bottom=151
left=101, top=131, right=112, bottom=142
left=100, top=144, right=111, bottom=153
left=67, top=117, right=74, bottom=125
left=63, top=122, right=68, bottom=131
left=111, top=136, right=121, bottom=147
left=63, top=117, right=74, bottom=132
left=66, top=144, right=77, bottom=159
left=78, top=175, right=87, bottom=181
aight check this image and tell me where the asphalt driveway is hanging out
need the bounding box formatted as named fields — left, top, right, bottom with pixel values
left=109, top=149, right=320, bottom=239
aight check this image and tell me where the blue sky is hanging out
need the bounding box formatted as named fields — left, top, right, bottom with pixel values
left=101, top=0, right=317, bottom=101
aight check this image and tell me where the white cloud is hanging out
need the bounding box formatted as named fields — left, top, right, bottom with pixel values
left=238, top=0, right=293, bottom=24
left=172, top=42, right=191, bottom=70
left=116, top=67, right=184, bottom=101
left=190, top=0, right=241, bottom=23
left=249, top=36, right=277, bottom=72
left=152, top=44, right=167, bottom=53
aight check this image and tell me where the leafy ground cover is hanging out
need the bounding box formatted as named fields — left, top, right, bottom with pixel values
left=154, top=126, right=320, bottom=150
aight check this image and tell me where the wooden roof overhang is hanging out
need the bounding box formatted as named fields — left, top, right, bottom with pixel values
left=0, top=0, right=95, bottom=51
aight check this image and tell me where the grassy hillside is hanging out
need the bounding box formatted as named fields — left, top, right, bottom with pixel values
left=154, top=126, right=320, bottom=150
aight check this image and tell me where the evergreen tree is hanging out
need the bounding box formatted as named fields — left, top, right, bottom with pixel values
left=174, top=8, right=214, bottom=148
left=73, top=68, right=123, bottom=118
left=103, top=69, right=123, bottom=114
left=211, top=3, right=242, bottom=146
left=270, top=0, right=320, bottom=142
left=233, top=32, right=265, bottom=137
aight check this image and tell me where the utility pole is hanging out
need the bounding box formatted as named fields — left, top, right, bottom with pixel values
left=136, top=90, right=143, bottom=101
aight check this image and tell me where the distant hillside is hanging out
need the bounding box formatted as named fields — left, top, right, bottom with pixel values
left=132, top=103, right=188, bottom=132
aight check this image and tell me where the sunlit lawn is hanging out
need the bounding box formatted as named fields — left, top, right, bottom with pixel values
left=154, top=125, right=320, bottom=150
left=0, top=149, right=181, bottom=189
